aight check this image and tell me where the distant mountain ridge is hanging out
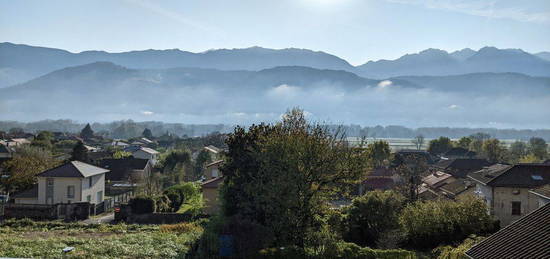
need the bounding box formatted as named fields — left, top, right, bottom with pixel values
left=1, top=61, right=549, bottom=128
left=0, top=42, right=353, bottom=88
left=356, top=47, right=550, bottom=78
left=1, top=42, right=549, bottom=87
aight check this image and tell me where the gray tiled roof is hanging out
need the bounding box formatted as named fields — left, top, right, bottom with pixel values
left=469, top=164, right=550, bottom=188
left=466, top=203, right=550, bottom=259
left=37, top=161, right=109, bottom=178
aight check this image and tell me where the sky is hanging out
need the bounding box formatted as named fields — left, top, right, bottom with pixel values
left=1, top=0, right=549, bottom=65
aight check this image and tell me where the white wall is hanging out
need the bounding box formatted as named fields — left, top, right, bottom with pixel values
left=37, top=177, right=82, bottom=204
left=81, top=174, right=105, bottom=204
left=36, top=173, right=105, bottom=204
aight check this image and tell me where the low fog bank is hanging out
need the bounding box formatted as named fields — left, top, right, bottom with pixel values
left=1, top=80, right=549, bottom=130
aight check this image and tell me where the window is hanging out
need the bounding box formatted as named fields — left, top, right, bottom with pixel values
left=212, top=169, right=219, bottom=178
left=86, top=195, right=91, bottom=202
left=47, top=178, right=54, bottom=186
left=67, top=186, right=75, bottom=198
left=97, top=191, right=103, bottom=202
left=512, top=201, right=521, bottom=215
left=88, top=177, right=93, bottom=188
left=531, top=175, right=543, bottom=180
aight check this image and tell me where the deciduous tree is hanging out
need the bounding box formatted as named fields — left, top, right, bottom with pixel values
left=528, top=137, right=548, bottom=160
left=427, top=137, right=452, bottom=155
left=366, top=140, right=391, bottom=168
left=221, top=108, right=369, bottom=247
left=2, top=146, right=59, bottom=192
left=71, top=141, right=89, bottom=162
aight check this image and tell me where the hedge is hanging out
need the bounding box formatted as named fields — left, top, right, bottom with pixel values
left=259, top=242, right=416, bottom=259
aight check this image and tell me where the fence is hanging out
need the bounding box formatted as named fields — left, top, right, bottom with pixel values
left=3, top=202, right=92, bottom=221
left=94, top=198, right=114, bottom=215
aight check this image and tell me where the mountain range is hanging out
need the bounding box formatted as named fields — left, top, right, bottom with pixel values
left=0, top=42, right=549, bottom=128
left=1, top=42, right=550, bottom=87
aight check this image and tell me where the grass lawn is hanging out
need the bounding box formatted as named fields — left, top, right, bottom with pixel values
left=0, top=219, right=203, bottom=258
left=176, top=204, right=193, bottom=214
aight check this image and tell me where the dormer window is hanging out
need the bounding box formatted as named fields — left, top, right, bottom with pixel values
left=531, top=175, right=543, bottom=180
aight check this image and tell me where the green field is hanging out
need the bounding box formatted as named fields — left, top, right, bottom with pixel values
left=0, top=219, right=202, bottom=259
left=346, top=137, right=519, bottom=151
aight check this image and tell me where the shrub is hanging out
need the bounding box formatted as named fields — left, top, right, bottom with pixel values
left=128, top=196, right=156, bottom=214
left=163, top=188, right=183, bottom=212
left=344, top=190, right=405, bottom=247
left=163, top=183, right=203, bottom=214
left=399, top=196, right=496, bottom=248
left=155, top=194, right=172, bottom=213
left=259, top=242, right=417, bottom=259
left=433, top=235, right=485, bottom=259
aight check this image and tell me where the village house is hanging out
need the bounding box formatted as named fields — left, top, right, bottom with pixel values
left=468, top=163, right=550, bottom=226
left=12, top=161, right=108, bottom=205
left=5, top=138, right=31, bottom=148
left=201, top=176, right=224, bottom=215
left=441, top=147, right=477, bottom=159
left=418, top=171, right=456, bottom=199
left=99, top=157, right=152, bottom=184
left=393, top=149, right=436, bottom=165
left=111, top=139, right=129, bottom=148
left=433, top=158, right=492, bottom=178
left=201, top=159, right=224, bottom=214
left=466, top=203, right=550, bottom=259
left=204, top=160, right=223, bottom=179
left=204, top=145, right=223, bottom=160
left=124, top=146, right=159, bottom=165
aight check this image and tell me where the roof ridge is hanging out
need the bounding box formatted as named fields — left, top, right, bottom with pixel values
left=36, top=162, right=70, bottom=177
left=69, top=161, right=86, bottom=177
left=484, top=164, right=513, bottom=185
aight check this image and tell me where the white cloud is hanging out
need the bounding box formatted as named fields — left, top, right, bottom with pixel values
left=448, top=104, right=460, bottom=109
left=141, top=110, right=154, bottom=115
left=377, top=80, right=393, bottom=88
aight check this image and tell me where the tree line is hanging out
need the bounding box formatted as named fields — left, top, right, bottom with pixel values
left=2, top=119, right=550, bottom=140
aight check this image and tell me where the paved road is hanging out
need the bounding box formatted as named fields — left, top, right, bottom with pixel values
left=83, top=213, right=114, bottom=224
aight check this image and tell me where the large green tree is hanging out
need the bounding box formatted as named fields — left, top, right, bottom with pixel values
left=456, top=137, right=472, bottom=149
left=427, top=137, right=453, bottom=155
left=71, top=141, right=89, bottom=162
left=344, top=190, right=405, bottom=247
left=80, top=123, right=94, bottom=139
left=482, top=139, right=508, bottom=163
left=31, top=131, right=53, bottom=150
left=509, top=141, right=527, bottom=163
left=395, top=154, right=428, bottom=202
left=221, top=108, right=369, bottom=247
left=365, top=140, right=391, bottom=168
left=528, top=137, right=548, bottom=160
left=2, top=146, right=59, bottom=192
left=142, top=128, right=154, bottom=139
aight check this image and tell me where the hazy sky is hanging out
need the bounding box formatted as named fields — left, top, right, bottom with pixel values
left=1, top=0, right=549, bottom=65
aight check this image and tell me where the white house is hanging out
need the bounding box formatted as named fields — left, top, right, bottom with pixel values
left=13, top=161, right=109, bottom=205
left=130, top=147, right=159, bottom=165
